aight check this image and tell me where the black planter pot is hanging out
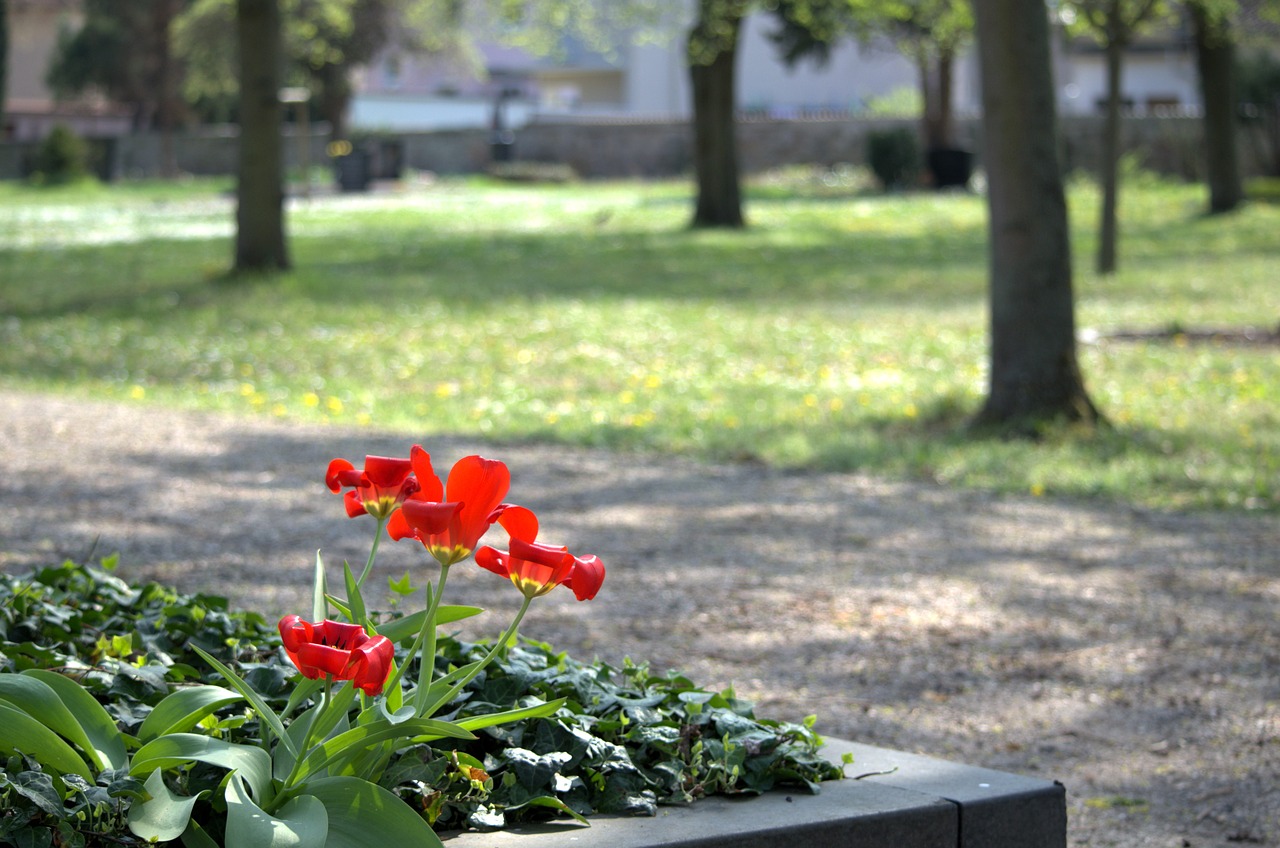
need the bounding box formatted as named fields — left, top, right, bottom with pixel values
left=927, top=147, right=973, bottom=190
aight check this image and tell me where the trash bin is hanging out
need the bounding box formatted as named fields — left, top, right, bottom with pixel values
left=927, top=147, right=973, bottom=190
left=333, top=149, right=371, bottom=192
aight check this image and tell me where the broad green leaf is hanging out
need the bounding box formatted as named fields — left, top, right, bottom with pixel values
left=226, top=772, right=328, bottom=848
left=128, top=768, right=201, bottom=843
left=0, top=701, right=93, bottom=779
left=180, top=818, right=221, bottom=848
left=289, top=717, right=474, bottom=786
left=376, top=606, right=483, bottom=643
left=22, top=669, right=129, bottom=771
left=137, top=684, right=243, bottom=743
left=192, top=644, right=298, bottom=761
left=131, top=732, right=273, bottom=806
left=456, top=698, right=567, bottom=733
left=0, top=672, right=111, bottom=772
left=306, top=776, right=444, bottom=848
left=273, top=699, right=353, bottom=782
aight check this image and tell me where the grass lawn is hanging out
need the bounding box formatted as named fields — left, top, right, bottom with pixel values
left=0, top=172, right=1276, bottom=511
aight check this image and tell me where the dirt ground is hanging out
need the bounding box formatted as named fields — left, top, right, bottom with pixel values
left=2, top=388, right=1277, bottom=847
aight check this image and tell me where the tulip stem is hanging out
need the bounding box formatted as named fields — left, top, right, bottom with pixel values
left=424, top=595, right=532, bottom=717
left=356, top=516, right=387, bottom=588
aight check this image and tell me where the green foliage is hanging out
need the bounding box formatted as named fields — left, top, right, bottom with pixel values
left=29, top=126, right=92, bottom=186
left=0, top=178, right=1276, bottom=510
left=0, top=560, right=841, bottom=842
left=866, top=126, right=920, bottom=189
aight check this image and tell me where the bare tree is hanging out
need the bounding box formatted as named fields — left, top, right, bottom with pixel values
left=234, top=0, right=290, bottom=272
left=971, top=0, right=1101, bottom=426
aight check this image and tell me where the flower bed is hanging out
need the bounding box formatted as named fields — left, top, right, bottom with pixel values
left=0, top=444, right=842, bottom=847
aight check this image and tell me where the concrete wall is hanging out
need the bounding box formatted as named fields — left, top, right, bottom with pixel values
left=0, top=114, right=1271, bottom=183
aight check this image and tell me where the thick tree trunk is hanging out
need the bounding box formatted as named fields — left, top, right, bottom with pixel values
left=1097, top=36, right=1124, bottom=275
left=688, top=1, right=745, bottom=229
left=971, top=0, right=1100, bottom=427
left=1190, top=3, right=1243, bottom=214
left=235, top=0, right=290, bottom=272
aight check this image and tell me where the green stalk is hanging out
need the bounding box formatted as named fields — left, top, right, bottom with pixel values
left=423, top=594, right=532, bottom=718
left=412, top=566, right=450, bottom=716
left=355, top=515, right=387, bottom=588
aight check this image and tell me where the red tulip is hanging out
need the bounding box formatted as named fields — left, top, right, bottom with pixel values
left=325, top=454, right=418, bottom=519
left=475, top=538, right=605, bottom=601
left=278, top=616, right=395, bottom=696
left=387, top=448, right=538, bottom=566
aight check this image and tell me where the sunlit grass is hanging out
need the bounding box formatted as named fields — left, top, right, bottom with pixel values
left=1, top=174, right=1276, bottom=511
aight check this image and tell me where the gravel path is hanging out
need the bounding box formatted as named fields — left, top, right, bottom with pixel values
left=2, top=388, right=1278, bottom=847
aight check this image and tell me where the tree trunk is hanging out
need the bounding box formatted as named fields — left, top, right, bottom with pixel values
left=971, top=0, right=1101, bottom=428
left=235, top=0, right=290, bottom=272
left=1097, top=34, right=1124, bottom=275
left=937, top=46, right=955, bottom=149
left=0, top=0, right=8, bottom=138
left=920, top=48, right=955, bottom=151
left=688, top=0, right=745, bottom=229
left=155, top=0, right=181, bottom=178
left=317, top=63, right=351, bottom=143
left=1190, top=3, right=1243, bottom=214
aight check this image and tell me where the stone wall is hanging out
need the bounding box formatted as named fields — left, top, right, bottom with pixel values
left=0, top=114, right=1271, bottom=183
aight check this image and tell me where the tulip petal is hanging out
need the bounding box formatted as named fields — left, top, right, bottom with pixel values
left=362, top=455, right=413, bottom=488
left=474, top=546, right=509, bottom=578
left=409, top=446, right=444, bottom=502
left=493, top=504, right=538, bottom=543
left=325, top=459, right=356, bottom=493
left=563, top=554, right=606, bottom=601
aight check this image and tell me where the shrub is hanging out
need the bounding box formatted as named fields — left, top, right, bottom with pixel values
left=29, top=125, right=92, bottom=186
left=866, top=127, right=920, bottom=191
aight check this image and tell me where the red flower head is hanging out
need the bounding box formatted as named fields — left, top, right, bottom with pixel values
left=277, top=615, right=395, bottom=696
left=387, top=447, right=538, bottom=567
left=325, top=454, right=418, bottom=520
left=475, top=538, right=605, bottom=601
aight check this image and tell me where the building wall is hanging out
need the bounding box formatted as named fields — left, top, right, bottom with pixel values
left=4, top=114, right=1262, bottom=184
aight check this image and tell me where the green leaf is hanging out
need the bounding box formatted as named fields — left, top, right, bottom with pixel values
left=137, top=684, right=244, bottom=743
left=226, top=773, right=328, bottom=848
left=387, top=571, right=414, bottom=597
left=289, top=717, right=475, bottom=786
left=128, top=768, right=201, bottom=843
left=455, top=698, right=566, bottom=733
left=342, top=561, right=367, bottom=630
left=130, top=733, right=274, bottom=807
left=192, top=644, right=299, bottom=762
left=20, top=669, right=129, bottom=771
left=375, top=606, right=483, bottom=644
left=306, top=776, right=444, bottom=848
left=0, top=672, right=111, bottom=772
left=179, top=818, right=221, bottom=848
left=513, top=794, right=590, bottom=825
left=312, top=550, right=328, bottom=623
left=0, top=701, right=93, bottom=779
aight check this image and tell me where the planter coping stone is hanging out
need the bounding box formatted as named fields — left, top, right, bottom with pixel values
left=441, top=739, right=1066, bottom=848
